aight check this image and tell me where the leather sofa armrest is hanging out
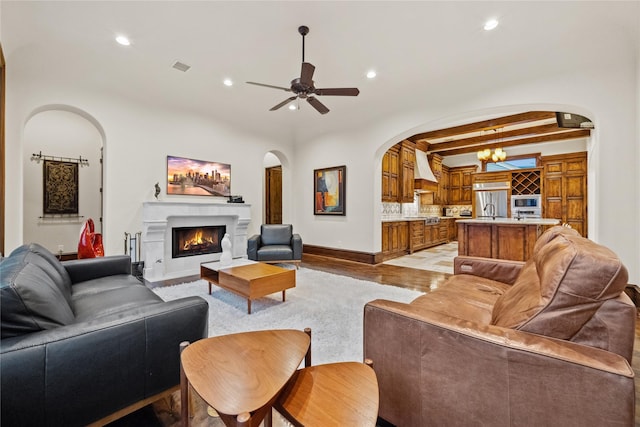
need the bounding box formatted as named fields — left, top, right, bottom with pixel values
left=364, top=299, right=634, bottom=426
left=291, top=234, right=303, bottom=260
left=1, top=296, right=208, bottom=426
left=453, top=255, right=525, bottom=285
left=63, top=255, right=132, bottom=284
left=247, top=234, right=260, bottom=259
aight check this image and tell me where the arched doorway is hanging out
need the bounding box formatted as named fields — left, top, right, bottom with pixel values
left=22, top=107, right=104, bottom=255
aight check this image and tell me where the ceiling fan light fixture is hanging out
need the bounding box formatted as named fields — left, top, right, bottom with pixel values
left=246, top=25, right=359, bottom=114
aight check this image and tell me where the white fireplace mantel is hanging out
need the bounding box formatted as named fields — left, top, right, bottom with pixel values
left=141, top=201, right=251, bottom=281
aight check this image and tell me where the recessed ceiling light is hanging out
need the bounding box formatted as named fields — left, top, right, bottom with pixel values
left=223, top=79, right=233, bottom=87
left=484, top=19, right=499, bottom=31
left=288, top=104, right=297, bottom=111
left=115, top=35, right=131, bottom=46
left=366, top=70, right=377, bottom=79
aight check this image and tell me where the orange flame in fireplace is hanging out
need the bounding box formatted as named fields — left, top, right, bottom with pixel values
left=183, top=229, right=214, bottom=250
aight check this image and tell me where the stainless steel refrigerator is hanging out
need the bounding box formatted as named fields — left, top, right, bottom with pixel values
left=475, top=190, right=508, bottom=218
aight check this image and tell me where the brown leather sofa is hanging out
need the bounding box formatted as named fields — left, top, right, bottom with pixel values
left=364, top=226, right=635, bottom=426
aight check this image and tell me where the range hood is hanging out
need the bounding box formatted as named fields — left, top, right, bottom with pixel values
left=414, top=149, right=438, bottom=192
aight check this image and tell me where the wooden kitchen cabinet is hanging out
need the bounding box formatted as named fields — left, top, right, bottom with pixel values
left=472, top=171, right=511, bottom=185
left=409, top=220, right=424, bottom=253
left=425, top=154, right=451, bottom=205
left=439, top=217, right=458, bottom=242
left=448, top=218, right=458, bottom=241
left=449, top=166, right=477, bottom=205
left=382, top=221, right=409, bottom=259
left=541, top=152, right=587, bottom=236
left=382, top=145, right=400, bottom=202
left=382, top=141, right=415, bottom=203
left=400, top=141, right=416, bottom=202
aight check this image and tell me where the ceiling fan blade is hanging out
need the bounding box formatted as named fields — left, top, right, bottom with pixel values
left=246, top=81, right=292, bottom=92
left=314, top=87, right=360, bottom=96
left=269, top=96, right=298, bottom=111
left=307, top=96, right=329, bottom=115
left=300, top=62, right=315, bottom=86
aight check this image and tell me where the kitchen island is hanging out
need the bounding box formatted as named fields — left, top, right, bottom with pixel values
left=457, top=217, right=560, bottom=261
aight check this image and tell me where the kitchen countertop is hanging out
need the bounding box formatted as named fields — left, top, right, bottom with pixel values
left=381, top=216, right=469, bottom=222
left=456, top=217, right=560, bottom=225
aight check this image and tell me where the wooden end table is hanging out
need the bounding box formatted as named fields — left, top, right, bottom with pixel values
left=275, top=361, right=380, bottom=427
left=180, top=329, right=311, bottom=427
left=200, top=260, right=295, bottom=314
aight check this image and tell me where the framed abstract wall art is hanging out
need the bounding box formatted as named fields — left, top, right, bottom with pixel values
left=314, top=165, right=345, bottom=215
left=167, top=155, right=231, bottom=197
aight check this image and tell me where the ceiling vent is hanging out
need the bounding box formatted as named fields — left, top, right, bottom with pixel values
left=172, top=61, right=191, bottom=72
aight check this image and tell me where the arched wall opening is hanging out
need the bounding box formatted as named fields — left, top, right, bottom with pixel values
left=22, top=105, right=105, bottom=255
left=372, top=103, right=597, bottom=250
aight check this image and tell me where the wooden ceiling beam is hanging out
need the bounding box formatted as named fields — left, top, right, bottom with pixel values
left=429, top=129, right=591, bottom=157
left=408, top=111, right=556, bottom=142
left=424, top=123, right=563, bottom=152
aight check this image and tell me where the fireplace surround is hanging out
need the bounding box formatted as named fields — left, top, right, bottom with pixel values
left=142, top=201, right=251, bottom=281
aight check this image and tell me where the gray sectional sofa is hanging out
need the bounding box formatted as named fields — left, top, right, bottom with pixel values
left=1, top=243, right=209, bottom=426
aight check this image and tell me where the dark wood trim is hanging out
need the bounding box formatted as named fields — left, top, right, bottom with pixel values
left=303, top=244, right=381, bottom=264
left=434, top=129, right=590, bottom=157
left=409, top=111, right=556, bottom=142
left=57, top=252, right=78, bottom=261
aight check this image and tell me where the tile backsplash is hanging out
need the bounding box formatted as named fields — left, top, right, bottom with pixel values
left=382, top=200, right=472, bottom=218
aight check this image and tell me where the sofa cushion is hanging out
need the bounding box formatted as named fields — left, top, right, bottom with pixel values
left=257, top=245, right=294, bottom=261
left=531, top=225, right=580, bottom=257
left=411, top=275, right=511, bottom=324
left=1, top=257, right=75, bottom=338
left=72, top=280, right=163, bottom=323
left=71, top=274, right=142, bottom=298
left=8, top=243, right=73, bottom=305
left=260, top=224, right=292, bottom=246
left=491, top=232, right=628, bottom=342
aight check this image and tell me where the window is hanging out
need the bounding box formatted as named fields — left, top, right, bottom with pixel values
left=483, top=154, right=540, bottom=172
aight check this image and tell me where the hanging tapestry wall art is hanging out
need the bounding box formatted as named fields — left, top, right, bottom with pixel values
left=43, top=159, right=79, bottom=215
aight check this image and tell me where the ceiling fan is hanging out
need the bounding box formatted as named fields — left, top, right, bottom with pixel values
left=246, top=26, right=360, bottom=115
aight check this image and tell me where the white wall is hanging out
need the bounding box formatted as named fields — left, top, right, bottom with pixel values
left=22, top=109, right=103, bottom=254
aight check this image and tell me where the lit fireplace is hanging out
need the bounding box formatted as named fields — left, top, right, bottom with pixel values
left=172, top=225, right=226, bottom=258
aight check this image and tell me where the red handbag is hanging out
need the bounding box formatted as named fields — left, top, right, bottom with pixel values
left=78, top=218, right=104, bottom=258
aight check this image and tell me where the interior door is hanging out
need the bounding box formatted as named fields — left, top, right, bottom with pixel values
left=265, top=166, right=282, bottom=224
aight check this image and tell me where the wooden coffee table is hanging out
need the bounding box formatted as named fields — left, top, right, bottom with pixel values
left=200, top=260, right=295, bottom=314
left=180, top=329, right=311, bottom=427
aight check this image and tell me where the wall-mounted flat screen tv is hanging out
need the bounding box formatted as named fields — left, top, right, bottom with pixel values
left=167, top=155, right=231, bottom=197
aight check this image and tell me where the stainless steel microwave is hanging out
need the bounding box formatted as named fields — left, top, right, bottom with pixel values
left=511, top=194, right=541, bottom=208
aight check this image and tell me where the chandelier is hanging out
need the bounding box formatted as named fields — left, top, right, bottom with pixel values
left=477, top=147, right=507, bottom=162
left=477, top=128, right=506, bottom=162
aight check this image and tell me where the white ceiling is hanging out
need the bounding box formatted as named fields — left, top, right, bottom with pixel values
left=3, top=1, right=639, bottom=143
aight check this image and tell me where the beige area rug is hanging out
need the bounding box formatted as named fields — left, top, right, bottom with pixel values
left=146, top=267, right=424, bottom=426
left=382, top=241, right=458, bottom=276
